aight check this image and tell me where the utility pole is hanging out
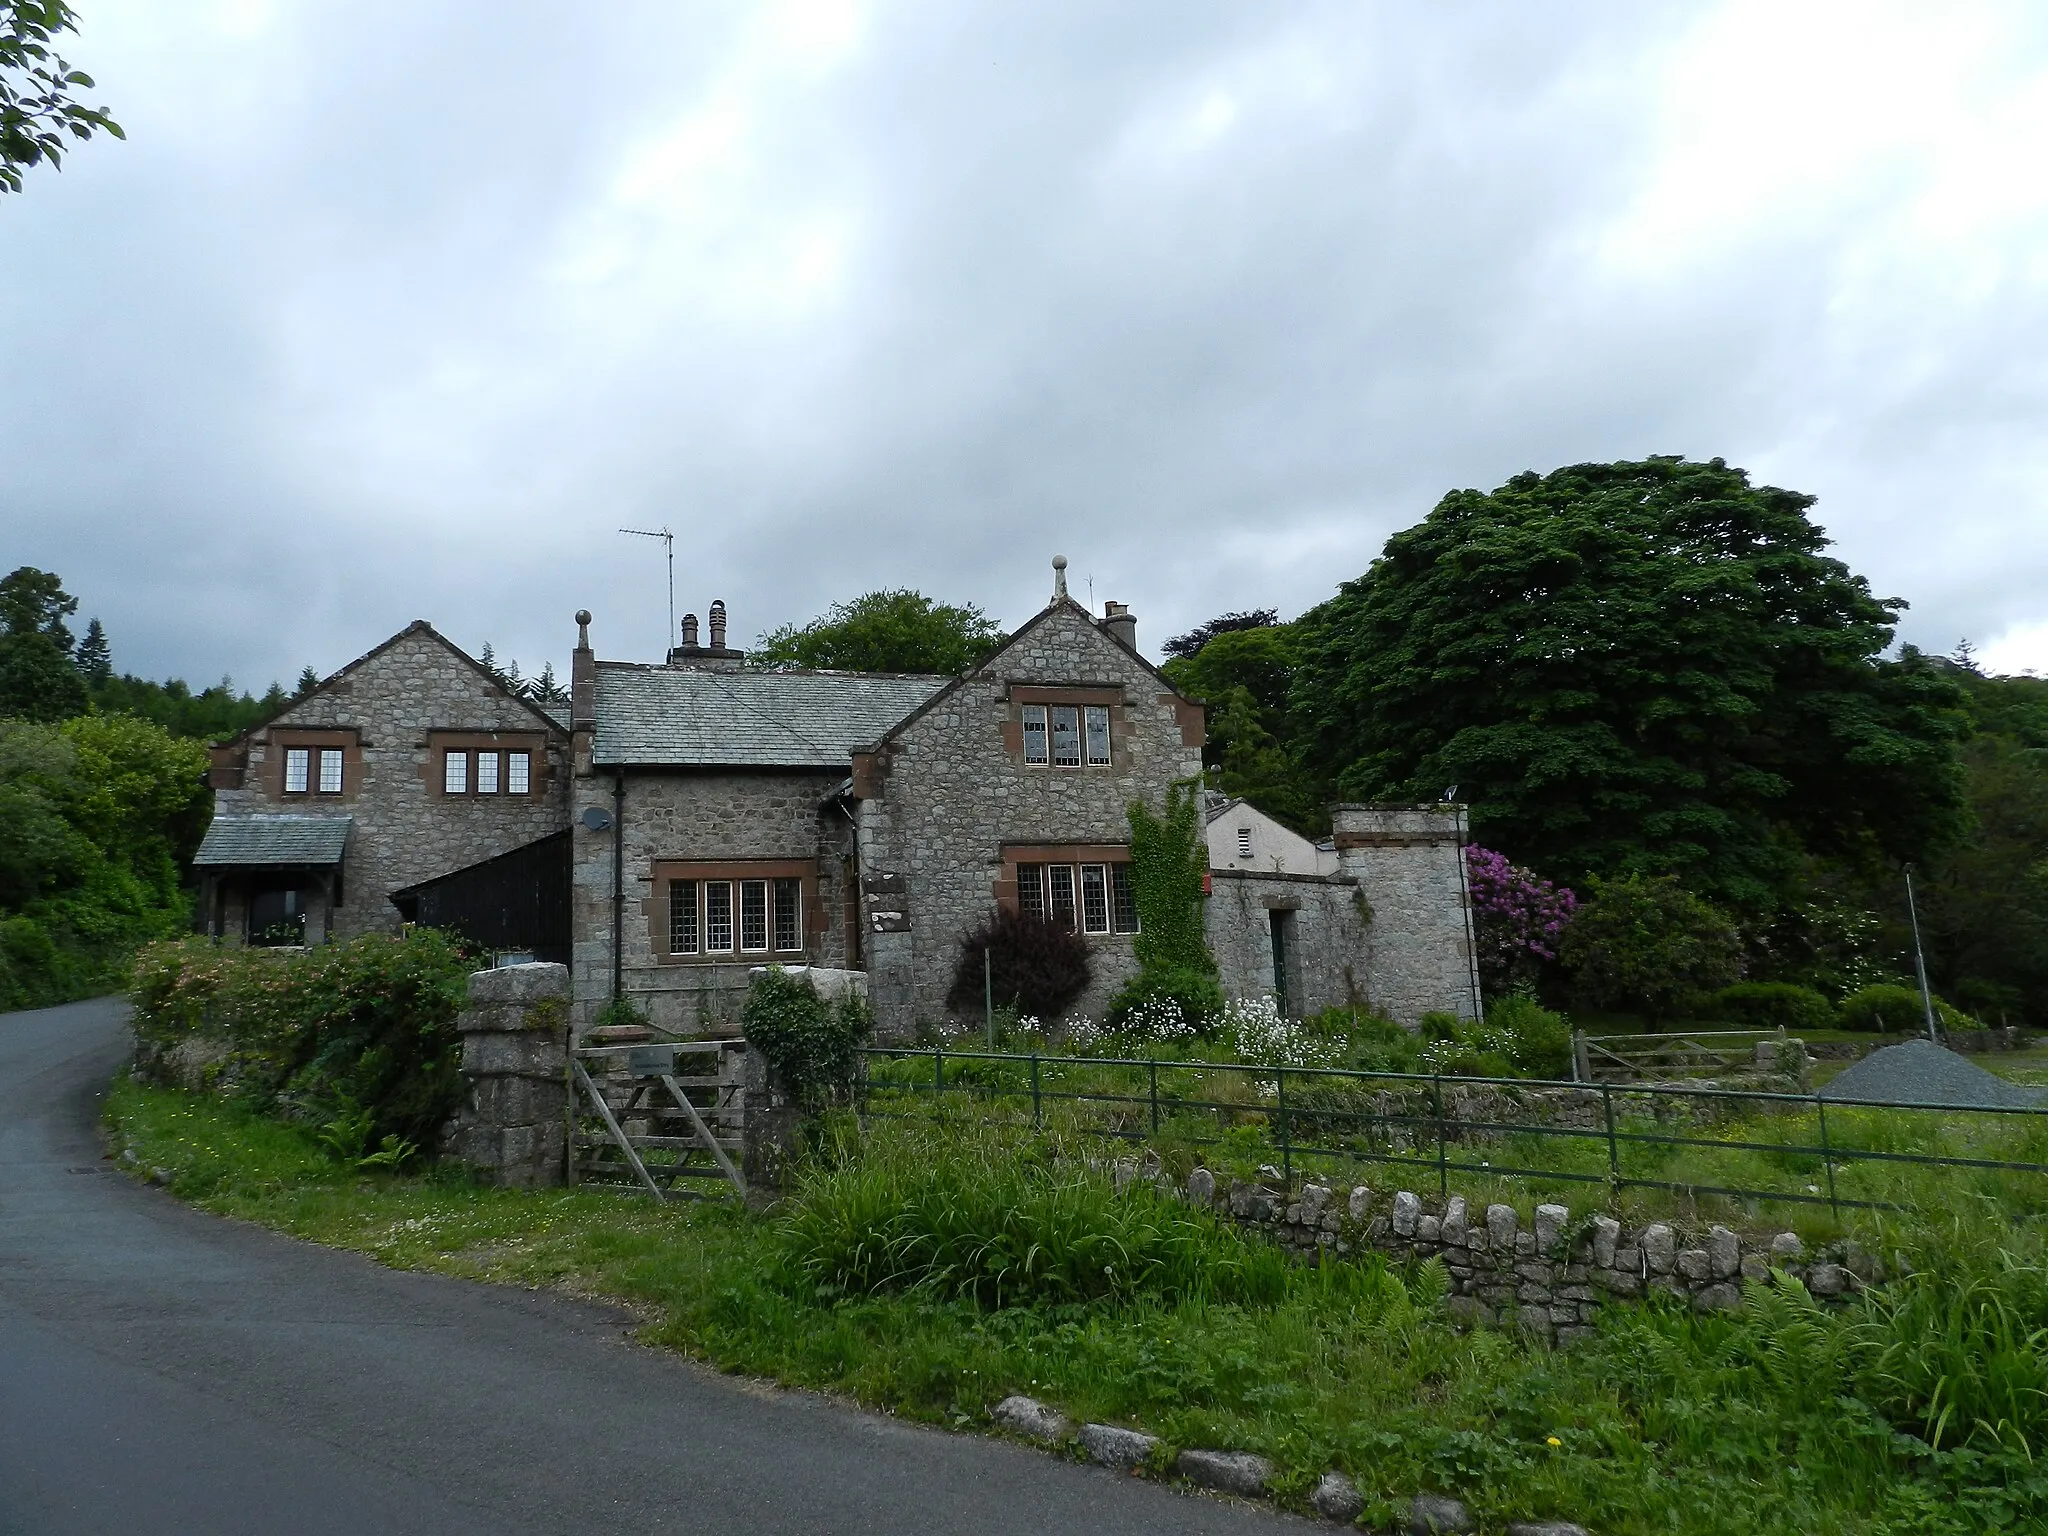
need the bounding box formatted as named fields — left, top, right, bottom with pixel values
left=619, top=527, right=675, bottom=652
left=1904, top=864, right=1939, bottom=1044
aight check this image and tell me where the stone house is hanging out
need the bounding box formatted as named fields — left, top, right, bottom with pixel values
left=195, top=561, right=1482, bottom=1037
left=196, top=622, right=572, bottom=952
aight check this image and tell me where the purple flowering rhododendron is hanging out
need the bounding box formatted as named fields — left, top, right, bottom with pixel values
left=1464, top=845, right=1577, bottom=995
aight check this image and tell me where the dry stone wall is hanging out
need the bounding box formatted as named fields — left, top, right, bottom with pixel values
left=1156, top=1161, right=1878, bottom=1341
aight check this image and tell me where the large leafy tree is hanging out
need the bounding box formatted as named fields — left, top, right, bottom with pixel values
left=755, top=589, right=1005, bottom=675
left=1292, top=458, right=1965, bottom=913
left=1160, top=619, right=1329, bottom=835
left=1, top=2, right=122, bottom=194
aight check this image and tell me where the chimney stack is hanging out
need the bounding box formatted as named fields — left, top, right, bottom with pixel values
left=668, top=600, right=744, bottom=669
left=1103, top=600, right=1137, bottom=651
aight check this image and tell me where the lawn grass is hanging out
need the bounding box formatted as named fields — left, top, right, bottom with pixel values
left=106, top=1074, right=2048, bottom=1536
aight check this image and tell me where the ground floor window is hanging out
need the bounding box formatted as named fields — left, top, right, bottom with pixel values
left=1016, top=861, right=1138, bottom=934
left=667, top=875, right=805, bottom=957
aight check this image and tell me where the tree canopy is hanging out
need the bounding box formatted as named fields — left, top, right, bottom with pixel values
left=754, top=589, right=1005, bottom=675
left=1, top=2, right=122, bottom=194
left=1160, top=620, right=1327, bottom=835
left=1291, top=457, right=1966, bottom=913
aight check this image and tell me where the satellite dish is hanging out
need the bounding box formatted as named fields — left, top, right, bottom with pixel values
left=580, top=807, right=612, bottom=832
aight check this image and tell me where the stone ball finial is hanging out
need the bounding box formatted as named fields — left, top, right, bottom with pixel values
left=575, top=609, right=592, bottom=650
left=575, top=609, right=592, bottom=626
left=1052, top=554, right=1067, bottom=570
left=1050, top=554, right=1069, bottom=603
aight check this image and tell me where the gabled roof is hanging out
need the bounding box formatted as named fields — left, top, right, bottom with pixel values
left=593, top=665, right=949, bottom=768
left=215, top=620, right=566, bottom=747
left=195, top=815, right=352, bottom=867
left=866, top=596, right=1198, bottom=754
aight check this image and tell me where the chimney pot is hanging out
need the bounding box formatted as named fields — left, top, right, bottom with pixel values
left=681, top=613, right=700, bottom=647
left=1102, top=600, right=1137, bottom=651
left=709, top=600, right=727, bottom=651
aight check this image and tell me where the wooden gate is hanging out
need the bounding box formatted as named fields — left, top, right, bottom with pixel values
left=1574, top=1028, right=1783, bottom=1084
left=568, top=1038, right=746, bottom=1199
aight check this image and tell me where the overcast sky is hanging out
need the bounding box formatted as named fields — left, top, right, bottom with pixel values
left=5, top=0, right=2048, bottom=691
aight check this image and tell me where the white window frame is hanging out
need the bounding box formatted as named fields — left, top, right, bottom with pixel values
left=1079, top=863, right=1110, bottom=934
left=284, top=748, right=310, bottom=794
left=476, top=750, right=500, bottom=794
left=669, top=880, right=700, bottom=955
left=703, top=880, right=735, bottom=954
left=316, top=748, right=343, bottom=794
left=738, top=879, right=770, bottom=953
left=1084, top=705, right=1111, bottom=765
left=444, top=750, right=468, bottom=794
left=506, top=751, right=531, bottom=795
left=1022, top=705, right=1048, bottom=765
left=1050, top=705, right=1082, bottom=768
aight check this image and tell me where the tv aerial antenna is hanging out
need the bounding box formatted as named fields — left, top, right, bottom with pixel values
left=619, top=526, right=675, bottom=651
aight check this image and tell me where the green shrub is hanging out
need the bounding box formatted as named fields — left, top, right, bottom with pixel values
left=1836, top=983, right=1974, bottom=1034
left=128, top=929, right=472, bottom=1155
left=777, top=1125, right=1289, bottom=1309
left=946, top=907, right=1091, bottom=1022
left=1485, top=993, right=1573, bottom=1077
left=1103, top=966, right=1225, bottom=1039
left=1560, top=873, right=1744, bottom=1020
left=741, top=967, right=871, bottom=1113
left=1714, top=981, right=1833, bottom=1034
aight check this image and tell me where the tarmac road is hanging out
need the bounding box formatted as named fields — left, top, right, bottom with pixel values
left=1, top=997, right=1294, bottom=1535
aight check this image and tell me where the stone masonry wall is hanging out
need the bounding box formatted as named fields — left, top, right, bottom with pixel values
left=214, top=627, right=570, bottom=941
left=1206, top=870, right=1371, bottom=1017
left=1332, top=805, right=1482, bottom=1025
left=1156, top=1164, right=1879, bottom=1342
left=856, top=600, right=1204, bottom=1040
left=569, top=767, right=857, bottom=1035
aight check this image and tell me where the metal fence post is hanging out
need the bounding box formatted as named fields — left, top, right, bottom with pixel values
left=935, top=1044, right=944, bottom=1101
left=1148, top=1059, right=1160, bottom=1136
left=1433, top=1073, right=1448, bottom=1200
left=1602, top=1083, right=1620, bottom=1193
left=1277, top=1067, right=1291, bottom=1186
left=1816, top=1093, right=1838, bottom=1219
left=1030, top=1051, right=1042, bottom=1131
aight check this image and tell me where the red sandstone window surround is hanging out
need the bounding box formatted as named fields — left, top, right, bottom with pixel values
left=1006, top=685, right=1124, bottom=771
left=999, top=843, right=1139, bottom=934
left=428, top=733, right=546, bottom=798
left=649, top=859, right=819, bottom=963
left=270, top=730, right=357, bottom=800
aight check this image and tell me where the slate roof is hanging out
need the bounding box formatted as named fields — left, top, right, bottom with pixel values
left=194, top=815, right=353, bottom=868
left=593, top=665, right=950, bottom=768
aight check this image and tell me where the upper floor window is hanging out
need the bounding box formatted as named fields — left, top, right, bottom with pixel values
left=282, top=744, right=347, bottom=796
left=439, top=746, right=535, bottom=797
left=1021, top=704, right=1111, bottom=768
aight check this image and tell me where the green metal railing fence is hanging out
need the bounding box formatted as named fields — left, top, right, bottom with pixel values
left=858, top=1045, right=2048, bottom=1219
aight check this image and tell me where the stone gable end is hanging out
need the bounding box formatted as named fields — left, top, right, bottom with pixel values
left=207, top=626, right=571, bottom=944
left=857, top=603, right=1204, bottom=1034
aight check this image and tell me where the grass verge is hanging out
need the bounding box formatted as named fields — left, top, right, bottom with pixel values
left=107, top=1075, right=2048, bottom=1536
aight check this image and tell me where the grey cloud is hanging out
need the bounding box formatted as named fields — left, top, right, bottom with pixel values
left=2, top=0, right=2041, bottom=694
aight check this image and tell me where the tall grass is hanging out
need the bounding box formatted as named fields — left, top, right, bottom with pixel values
left=777, top=1124, right=1291, bottom=1308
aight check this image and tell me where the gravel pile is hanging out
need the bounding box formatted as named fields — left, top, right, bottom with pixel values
left=1819, top=1039, right=2044, bottom=1109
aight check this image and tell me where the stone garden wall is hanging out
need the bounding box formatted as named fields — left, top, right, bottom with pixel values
left=1156, top=1162, right=1879, bottom=1342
